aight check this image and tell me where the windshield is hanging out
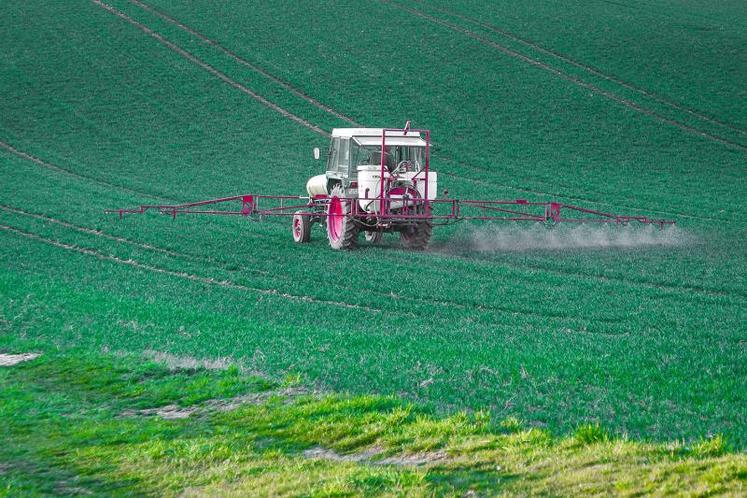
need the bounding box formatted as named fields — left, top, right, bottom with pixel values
left=352, top=143, right=424, bottom=172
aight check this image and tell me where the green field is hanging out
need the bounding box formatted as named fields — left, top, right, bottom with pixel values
left=1, top=0, right=745, bottom=495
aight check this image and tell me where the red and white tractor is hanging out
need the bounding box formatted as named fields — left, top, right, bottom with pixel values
left=296, top=125, right=437, bottom=249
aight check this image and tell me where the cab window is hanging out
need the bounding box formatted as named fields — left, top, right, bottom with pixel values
left=326, top=137, right=339, bottom=172
left=337, top=139, right=350, bottom=175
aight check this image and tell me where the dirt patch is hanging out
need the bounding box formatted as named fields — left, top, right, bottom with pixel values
left=54, top=483, right=94, bottom=496
left=304, top=446, right=384, bottom=463
left=0, top=353, right=40, bottom=366
left=303, top=446, right=448, bottom=466
left=119, top=387, right=309, bottom=420
left=205, top=387, right=309, bottom=411
left=377, top=451, right=448, bottom=466
left=144, top=350, right=233, bottom=371
left=120, top=404, right=196, bottom=420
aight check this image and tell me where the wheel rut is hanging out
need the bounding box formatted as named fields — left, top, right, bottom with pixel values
left=91, top=0, right=329, bottom=137
left=383, top=1, right=747, bottom=152
left=128, top=0, right=360, bottom=126
left=0, top=222, right=382, bottom=313
left=0, top=203, right=271, bottom=277
left=1, top=204, right=622, bottom=325
left=0, top=140, right=169, bottom=202
left=87, top=2, right=736, bottom=224
left=415, top=1, right=746, bottom=137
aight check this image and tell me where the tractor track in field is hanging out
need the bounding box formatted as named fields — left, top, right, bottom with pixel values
left=0, top=218, right=600, bottom=325
left=0, top=140, right=170, bottom=202
left=0, top=223, right=385, bottom=313
left=1, top=204, right=636, bottom=325
left=384, top=1, right=747, bottom=152
left=91, top=0, right=330, bottom=137
left=127, top=0, right=359, bottom=126
left=5, top=176, right=737, bottom=303
left=0, top=204, right=487, bottom=320
left=90, top=2, right=736, bottom=225
left=8, top=202, right=716, bottom=324
left=0, top=204, right=270, bottom=278
left=433, top=250, right=744, bottom=300
left=415, top=1, right=746, bottom=137
left=0, top=204, right=436, bottom=314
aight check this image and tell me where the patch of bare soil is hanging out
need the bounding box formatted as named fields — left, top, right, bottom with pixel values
left=303, top=446, right=448, bottom=466
left=0, top=353, right=40, bottom=366
left=120, top=405, right=196, bottom=420
left=376, top=451, right=448, bottom=466
left=119, top=387, right=309, bottom=420
left=204, top=387, right=309, bottom=412
left=143, top=350, right=233, bottom=371
left=303, top=446, right=384, bottom=463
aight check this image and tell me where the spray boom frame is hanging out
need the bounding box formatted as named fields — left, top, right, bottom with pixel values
left=108, top=195, right=674, bottom=229
left=107, top=125, right=675, bottom=233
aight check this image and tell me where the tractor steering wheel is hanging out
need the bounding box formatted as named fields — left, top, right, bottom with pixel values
left=393, top=160, right=413, bottom=175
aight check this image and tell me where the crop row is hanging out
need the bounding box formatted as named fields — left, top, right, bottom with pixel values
left=2, top=0, right=744, bottom=227
left=3, top=217, right=745, bottom=445
left=1, top=0, right=745, bottom=446
left=127, top=0, right=746, bottom=222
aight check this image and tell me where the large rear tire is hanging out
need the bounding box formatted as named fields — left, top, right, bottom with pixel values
left=400, top=220, right=432, bottom=250
left=292, top=210, right=312, bottom=243
left=327, top=185, right=359, bottom=250
left=364, top=230, right=382, bottom=244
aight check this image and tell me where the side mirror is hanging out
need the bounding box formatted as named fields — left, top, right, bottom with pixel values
left=313, top=147, right=320, bottom=160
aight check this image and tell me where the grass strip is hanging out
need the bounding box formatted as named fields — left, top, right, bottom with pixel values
left=1, top=345, right=744, bottom=496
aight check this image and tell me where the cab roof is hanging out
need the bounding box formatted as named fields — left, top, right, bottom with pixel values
left=331, top=128, right=427, bottom=147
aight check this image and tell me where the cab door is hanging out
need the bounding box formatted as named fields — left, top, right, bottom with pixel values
left=326, top=138, right=351, bottom=182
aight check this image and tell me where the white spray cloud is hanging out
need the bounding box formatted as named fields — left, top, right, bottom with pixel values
left=433, top=223, right=693, bottom=253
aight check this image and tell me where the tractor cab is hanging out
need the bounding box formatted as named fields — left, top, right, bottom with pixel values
left=301, top=125, right=438, bottom=250
left=306, top=128, right=434, bottom=203
left=350, top=136, right=425, bottom=174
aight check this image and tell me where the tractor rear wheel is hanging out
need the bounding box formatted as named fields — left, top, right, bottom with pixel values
left=400, top=220, right=432, bottom=250
left=327, top=185, right=359, bottom=250
left=292, top=210, right=312, bottom=243
left=364, top=230, right=382, bottom=244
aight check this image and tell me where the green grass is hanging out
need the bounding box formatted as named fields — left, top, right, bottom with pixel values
left=1, top=346, right=745, bottom=496
left=0, top=0, right=745, bottom=493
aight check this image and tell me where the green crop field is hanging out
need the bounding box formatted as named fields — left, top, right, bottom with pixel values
left=1, top=0, right=745, bottom=495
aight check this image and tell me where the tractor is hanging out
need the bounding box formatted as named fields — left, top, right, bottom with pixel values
left=107, top=122, right=675, bottom=250
left=293, top=125, right=436, bottom=250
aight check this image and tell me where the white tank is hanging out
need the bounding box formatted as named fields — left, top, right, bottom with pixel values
left=306, top=174, right=327, bottom=197
left=412, top=171, right=437, bottom=203
left=357, top=165, right=387, bottom=212
left=357, top=166, right=437, bottom=213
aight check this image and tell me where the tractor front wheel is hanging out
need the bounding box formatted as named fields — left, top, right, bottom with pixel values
left=292, top=210, right=312, bottom=243
left=327, top=185, right=359, bottom=250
